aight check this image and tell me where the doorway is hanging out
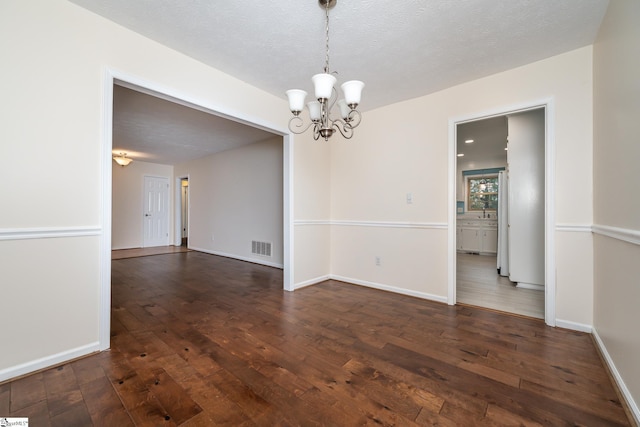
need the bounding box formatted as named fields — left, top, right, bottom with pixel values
left=448, top=101, right=556, bottom=327
left=176, top=177, right=189, bottom=247
left=100, top=70, right=294, bottom=350
left=180, top=178, right=189, bottom=247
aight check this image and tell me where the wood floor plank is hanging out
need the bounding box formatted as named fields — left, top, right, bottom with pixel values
left=9, top=372, right=46, bottom=412
left=79, top=375, right=135, bottom=427
left=140, top=367, right=202, bottom=424
left=9, top=399, right=51, bottom=427
left=0, top=381, right=10, bottom=414
left=1, top=250, right=632, bottom=426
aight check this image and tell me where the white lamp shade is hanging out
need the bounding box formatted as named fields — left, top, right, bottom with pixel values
left=286, top=89, right=307, bottom=113
left=312, top=73, right=337, bottom=100
left=341, top=80, right=364, bottom=106
left=113, top=154, right=132, bottom=166
left=307, top=101, right=321, bottom=121
left=337, top=99, right=350, bottom=119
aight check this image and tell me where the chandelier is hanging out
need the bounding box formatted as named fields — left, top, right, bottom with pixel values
left=286, top=0, right=364, bottom=141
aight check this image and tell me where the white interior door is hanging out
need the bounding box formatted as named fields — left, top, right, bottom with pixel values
left=143, top=176, right=169, bottom=247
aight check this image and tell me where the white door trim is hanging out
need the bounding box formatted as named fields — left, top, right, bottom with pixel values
left=447, top=98, right=556, bottom=327
left=174, top=175, right=189, bottom=247
left=100, top=67, right=295, bottom=351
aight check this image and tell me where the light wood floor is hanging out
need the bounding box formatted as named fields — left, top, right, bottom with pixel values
left=457, top=253, right=545, bottom=319
left=0, top=251, right=631, bottom=425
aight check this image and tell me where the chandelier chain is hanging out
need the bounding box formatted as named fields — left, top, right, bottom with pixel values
left=324, top=0, right=330, bottom=73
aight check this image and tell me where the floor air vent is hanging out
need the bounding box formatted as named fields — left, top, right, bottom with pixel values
left=251, top=240, right=272, bottom=257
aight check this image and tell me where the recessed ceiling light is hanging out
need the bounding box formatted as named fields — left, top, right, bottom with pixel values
left=457, top=153, right=464, bottom=157
left=504, top=147, right=508, bottom=151
left=465, top=139, right=474, bottom=143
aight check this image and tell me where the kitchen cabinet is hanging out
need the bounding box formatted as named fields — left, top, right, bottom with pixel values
left=457, top=219, right=497, bottom=255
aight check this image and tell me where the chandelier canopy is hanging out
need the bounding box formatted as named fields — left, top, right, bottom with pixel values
left=286, top=0, right=364, bottom=141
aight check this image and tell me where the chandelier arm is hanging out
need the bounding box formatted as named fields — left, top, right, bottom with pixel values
left=346, top=109, right=362, bottom=129
left=332, top=120, right=354, bottom=139
left=288, top=116, right=316, bottom=135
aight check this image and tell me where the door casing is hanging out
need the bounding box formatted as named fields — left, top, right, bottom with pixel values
left=448, top=98, right=556, bottom=327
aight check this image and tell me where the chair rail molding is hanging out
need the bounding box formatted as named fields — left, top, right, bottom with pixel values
left=0, top=226, right=101, bottom=241
left=592, top=224, right=640, bottom=246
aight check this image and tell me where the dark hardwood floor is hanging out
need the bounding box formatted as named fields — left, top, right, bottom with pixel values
left=1, top=251, right=632, bottom=426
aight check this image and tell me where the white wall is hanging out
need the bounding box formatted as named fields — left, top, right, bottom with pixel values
left=292, top=131, right=332, bottom=287
left=0, top=0, right=290, bottom=381
left=174, top=138, right=284, bottom=267
left=329, top=46, right=594, bottom=326
left=112, top=161, right=174, bottom=249
left=593, top=0, right=640, bottom=421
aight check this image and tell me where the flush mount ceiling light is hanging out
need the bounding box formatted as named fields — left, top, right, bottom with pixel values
left=286, top=0, right=364, bottom=141
left=113, top=152, right=133, bottom=167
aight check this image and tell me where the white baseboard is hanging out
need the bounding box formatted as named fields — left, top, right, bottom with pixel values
left=592, top=327, right=640, bottom=426
left=330, top=275, right=448, bottom=304
left=189, top=246, right=284, bottom=269
left=294, top=275, right=331, bottom=290
left=516, top=282, right=545, bottom=291
left=555, top=319, right=592, bottom=333
left=0, top=342, right=100, bottom=383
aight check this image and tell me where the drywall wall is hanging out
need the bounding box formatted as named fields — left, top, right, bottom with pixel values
left=112, top=161, right=174, bottom=250
left=593, top=0, right=640, bottom=420
left=292, top=130, right=332, bottom=286
left=330, top=46, right=594, bottom=325
left=174, top=138, right=284, bottom=267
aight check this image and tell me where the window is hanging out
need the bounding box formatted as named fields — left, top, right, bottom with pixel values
left=467, top=175, right=499, bottom=211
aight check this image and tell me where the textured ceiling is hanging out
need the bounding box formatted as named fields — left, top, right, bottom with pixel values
left=69, top=0, right=609, bottom=165
left=71, top=0, right=608, bottom=111
left=112, top=84, right=276, bottom=165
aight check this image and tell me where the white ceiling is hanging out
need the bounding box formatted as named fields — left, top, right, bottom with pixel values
left=70, top=0, right=609, bottom=165
left=457, top=115, right=509, bottom=166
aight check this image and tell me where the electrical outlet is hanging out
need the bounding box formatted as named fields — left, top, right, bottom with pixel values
left=375, top=256, right=381, bottom=266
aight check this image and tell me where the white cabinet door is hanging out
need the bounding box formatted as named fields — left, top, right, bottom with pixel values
left=482, top=229, right=498, bottom=254
left=461, top=228, right=480, bottom=252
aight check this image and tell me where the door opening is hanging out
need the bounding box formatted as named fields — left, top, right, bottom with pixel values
left=180, top=178, right=189, bottom=247
left=101, top=70, right=294, bottom=351
left=448, top=101, right=556, bottom=326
